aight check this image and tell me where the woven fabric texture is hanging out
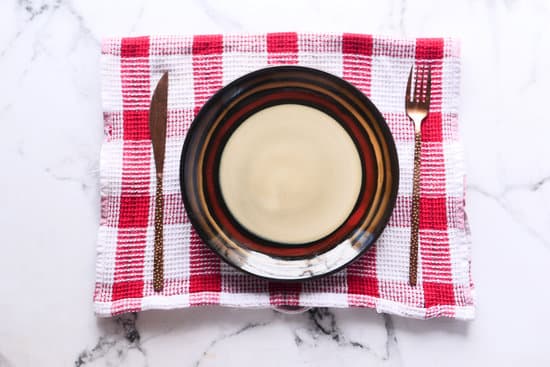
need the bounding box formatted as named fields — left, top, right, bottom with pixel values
left=94, top=33, right=474, bottom=319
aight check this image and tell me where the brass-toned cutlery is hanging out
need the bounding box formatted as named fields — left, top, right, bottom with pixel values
left=405, top=64, right=431, bottom=286
left=149, top=72, right=169, bottom=292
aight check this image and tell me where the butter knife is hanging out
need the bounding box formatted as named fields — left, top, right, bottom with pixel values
left=149, top=72, right=168, bottom=292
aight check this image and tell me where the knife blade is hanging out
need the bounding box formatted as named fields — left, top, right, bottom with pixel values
left=149, top=72, right=168, bottom=292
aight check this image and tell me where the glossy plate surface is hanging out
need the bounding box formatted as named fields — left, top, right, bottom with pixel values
left=180, top=66, right=399, bottom=281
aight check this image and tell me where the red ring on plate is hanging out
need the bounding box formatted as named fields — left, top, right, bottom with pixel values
left=202, top=88, right=377, bottom=257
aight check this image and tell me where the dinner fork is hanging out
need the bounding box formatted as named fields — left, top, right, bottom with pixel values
left=405, top=64, right=431, bottom=286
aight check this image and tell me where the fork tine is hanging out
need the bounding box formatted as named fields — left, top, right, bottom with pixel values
left=414, top=64, right=420, bottom=102
left=422, top=64, right=430, bottom=102
left=414, top=63, right=425, bottom=103
left=425, top=65, right=432, bottom=105
left=406, top=66, right=413, bottom=102
left=422, top=63, right=429, bottom=102
left=415, top=64, right=421, bottom=103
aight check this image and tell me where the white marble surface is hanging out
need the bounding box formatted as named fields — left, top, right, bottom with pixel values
left=1, top=0, right=550, bottom=366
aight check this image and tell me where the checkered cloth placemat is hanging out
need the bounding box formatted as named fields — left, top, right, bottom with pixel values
left=94, top=33, right=475, bottom=319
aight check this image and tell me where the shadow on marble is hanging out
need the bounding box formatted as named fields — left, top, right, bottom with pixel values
left=130, top=306, right=470, bottom=339
left=98, top=307, right=471, bottom=336
left=391, top=313, right=471, bottom=336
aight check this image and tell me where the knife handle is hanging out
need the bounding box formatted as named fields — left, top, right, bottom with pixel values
left=153, top=174, right=164, bottom=292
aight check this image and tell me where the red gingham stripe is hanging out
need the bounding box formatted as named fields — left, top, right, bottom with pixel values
left=189, top=230, right=221, bottom=304
left=302, top=274, right=347, bottom=294
left=269, top=282, right=301, bottom=307
left=416, top=38, right=445, bottom=112
left=415, top=38, right=456, bottom=313
left=221, top=274, right=269, bottom=293
left=342, top=33, right=373, bottom=96
left=347, top=248, right=380, bottom=300
left=388, top=196, right=465, bottom=230
left=383, top=112, right=460, bottom=143
left=342, top=33, right=380, bottom=303
left=111, top=37, right=151, bottom=308
left=420, top=230, right=454, bottom=282
left=267, top=32, right=299, bottom=65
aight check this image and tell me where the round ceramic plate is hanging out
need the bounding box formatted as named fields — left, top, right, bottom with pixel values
left=180, top=66, right=399, bottom=281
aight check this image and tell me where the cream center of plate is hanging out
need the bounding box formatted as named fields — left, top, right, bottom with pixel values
left=219, top=104, right=363, bottom=244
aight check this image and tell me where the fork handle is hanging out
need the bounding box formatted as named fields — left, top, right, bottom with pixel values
left=409, top=129, right=422, bottom=286
left=153, top=174, right=164, bottom=292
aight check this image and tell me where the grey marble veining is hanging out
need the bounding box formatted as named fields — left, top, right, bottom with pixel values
left=75, top=314, right=143, bottom=366
left=72, top=309, right=402, bottom=366
left=1, top=0, right=550, bottom=366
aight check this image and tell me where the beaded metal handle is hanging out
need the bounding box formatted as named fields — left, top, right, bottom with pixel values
left=153, top=174, right=164, bottom=292
left=409, top=130, right=421, bottom=286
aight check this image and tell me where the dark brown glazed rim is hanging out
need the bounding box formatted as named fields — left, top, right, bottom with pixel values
left=180, top=66, right=399, bottom=281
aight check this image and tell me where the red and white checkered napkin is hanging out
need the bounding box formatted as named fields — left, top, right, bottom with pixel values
left=94, top=33, right=474, bottom=319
